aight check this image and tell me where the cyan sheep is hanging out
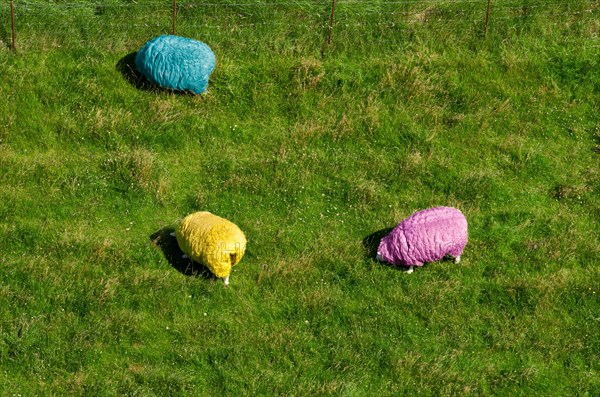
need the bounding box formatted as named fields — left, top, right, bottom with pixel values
left=135, top=35, right=216, bottom=94
left=376, top=206, right=468, bottom=273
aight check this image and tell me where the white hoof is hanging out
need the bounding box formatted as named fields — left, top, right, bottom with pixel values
left=223, top=276, right=230, bottom=286
left=182, top=254, right=189, bottom=259
left=170, top=232, right=176, bottom=237
left=376, top=252, right=383, bottom=262
left=406, top=266, right=414, bottom=274
left=454, top=256, right=461, bottom=264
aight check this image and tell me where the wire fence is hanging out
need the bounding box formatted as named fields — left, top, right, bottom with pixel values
left=1, top=0, right=598, bottom=52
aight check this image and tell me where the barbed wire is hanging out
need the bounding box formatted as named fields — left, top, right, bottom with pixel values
left=10, top=0, right=599, bottom=8
left=13, top=13, right=599, bottom=32
left=11, top=5, right=598, bottom=23
left=10, top=3, right=598, bottom=15
left=2, top=0, right=598, bottom=49
left=14, top=0, right=596, bottom=4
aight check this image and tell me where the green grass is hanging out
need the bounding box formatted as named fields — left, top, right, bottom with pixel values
left=1, top=0, right=599, bottom=395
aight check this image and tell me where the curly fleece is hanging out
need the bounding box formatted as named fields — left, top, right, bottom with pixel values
left=135, top=35, right=216, bottom=94
left=175, top=212, right=246, bottom=279
left=378, top=206, right=468, bottom=267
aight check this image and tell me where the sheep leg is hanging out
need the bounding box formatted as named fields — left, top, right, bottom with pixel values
left=181, top=254, right=189, bottom=259
left=454, top=256, right=461, bottom=264
left=223, top=276, right=230, bottom=286
left=406, top=266, right=414, bottom=274
left=170, top=232, right=176, bottom=237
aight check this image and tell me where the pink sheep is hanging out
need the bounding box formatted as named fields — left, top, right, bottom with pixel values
left=376, top=206, right=468, bottom=273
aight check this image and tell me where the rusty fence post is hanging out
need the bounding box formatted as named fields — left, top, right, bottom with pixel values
left=10, top=0, right=16, bottom=50
left=485, top=0, right=491, bottom=34
left=327, top=0, right=337, bottom=45
left=173, top=0, right=177, bottom=35
left=321, top=0, right=337, bottom=56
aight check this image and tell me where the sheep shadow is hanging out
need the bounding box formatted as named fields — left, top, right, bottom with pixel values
left=363, top=227, right=415, bottom=272
left=116, top=51, right=155, bottom=91
left=362, top=227, right=461, bottom=273
left=0, top=28, right=7, bottom=51
left=362, top=227, right=393, bottom=261
left=116, top=51, right=200, bottom=96
left=149, top=226, right=214, bottom=279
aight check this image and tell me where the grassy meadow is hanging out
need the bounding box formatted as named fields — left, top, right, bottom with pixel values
left=0, top=0, right=599, bottom=395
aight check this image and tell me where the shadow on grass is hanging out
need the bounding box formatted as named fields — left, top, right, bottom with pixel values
left=116, top=52, right=155, bottom=91
left=593, top=131, right=600, bottom=154
left=149, top=226, right=214, bottom=279
left=0, top=29, right=6, bottom=51
left=363, top=227, right=462, bottom=273
left=363, top=227, right=418, bottom=273
left=362, top=227, right=393, bottom=261
left=116, top=52, right=199, bottom=96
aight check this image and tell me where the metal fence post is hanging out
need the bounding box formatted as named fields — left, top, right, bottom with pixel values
left=321, top=0, right=337, bottom=56
left=327, top=0, right=337, bottom=45
left=485, top=0, right=491, bottom=34
left=10, top=0, right=16, bottom=50
left=173, top=0, right=177, bottom=35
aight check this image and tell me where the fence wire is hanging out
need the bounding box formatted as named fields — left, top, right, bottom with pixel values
left=1, top=0, right=598, bottom=51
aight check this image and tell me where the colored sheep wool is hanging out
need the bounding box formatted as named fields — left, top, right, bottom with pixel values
left=175, top=212, right=246, bottom=285
left=377, top=206, right=468, bottom=271
left=135, top=35, right=216, bottom=94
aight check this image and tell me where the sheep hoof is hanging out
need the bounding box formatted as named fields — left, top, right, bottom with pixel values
left=223, top=276, right=230, bottom=286
left=182, top=254, right=189, bottom=259
left=454, top=256, right=461, bottom=264
left=406, top=266, right=414, bottom=274
left=170, top=232, right=176, bottom=237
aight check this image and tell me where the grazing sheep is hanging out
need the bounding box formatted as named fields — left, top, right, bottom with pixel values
left=173, top=211, right=246, bottom=285
left=135, top=35, right=216, bottom=94
left=376, top=206, right=468, bottom=273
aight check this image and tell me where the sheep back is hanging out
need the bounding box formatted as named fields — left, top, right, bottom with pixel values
left=175, top=212, right=246, bottom=279
left=135, top=35, right=216, bottom=94
left=378, top=206, right=467, bottom=267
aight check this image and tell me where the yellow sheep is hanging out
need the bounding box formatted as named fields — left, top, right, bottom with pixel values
left=174, top=211, right=246, bottom=286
